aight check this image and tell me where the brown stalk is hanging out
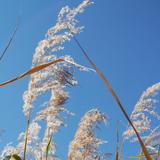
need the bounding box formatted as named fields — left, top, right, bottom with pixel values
left=0, top=58, right=64, bottom=87
left=0, top=22, right=19, bottom=62
left=73, top=37, right=152, bottom=160
left=116, top=145, right=119, bottom=160
left=23, top=115, right=30, bottom=160
left=116, top=122, right=119, bottom=160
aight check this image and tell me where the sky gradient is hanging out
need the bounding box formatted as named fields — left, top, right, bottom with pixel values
left=0, top=0, right=160, bottom=159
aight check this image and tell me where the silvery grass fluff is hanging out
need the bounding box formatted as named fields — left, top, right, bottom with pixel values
left=0, top=1, right=95, bottom=159
left=68, top=109, right=108, bottom=160
left=123, top=82, right=160, bottom=145
left=144, top=125, right=160, bottom=158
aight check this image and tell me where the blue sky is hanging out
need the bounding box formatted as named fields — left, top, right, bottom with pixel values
left=0, top=0, right=160, bottom=159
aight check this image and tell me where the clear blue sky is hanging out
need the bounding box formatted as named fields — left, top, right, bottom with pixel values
left=0, top=0, right=160, bottom=159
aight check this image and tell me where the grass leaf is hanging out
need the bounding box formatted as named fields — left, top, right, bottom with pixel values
left=23, top=118, right=30, bottom=160
left=46, top=136, right=52, bottom=160
left=116, top=122, right=119, bottom=160
left=73, top=37, right=152, bottom=160
left=11, top=154, right=22, bottom=160
left=3, top=154, right=22, bottom=160
left=0, top=58, right=64, bottom=87
left=0, top=22, right=19, bottom=62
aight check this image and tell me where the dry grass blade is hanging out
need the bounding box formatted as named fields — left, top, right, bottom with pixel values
left=0, top=58, right=64, bottom=87
left=116, top=122, right=119, bottom=160
left=23, top=117, right=30, bottom=160
left=116, top=148, right=119, bottom=160
left=0, top=22, right=19, bottom=62
left=73, top=37, right=152, bottom=160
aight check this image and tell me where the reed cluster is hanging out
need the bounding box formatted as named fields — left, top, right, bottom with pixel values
left=0, top=1, right=159, bottom=160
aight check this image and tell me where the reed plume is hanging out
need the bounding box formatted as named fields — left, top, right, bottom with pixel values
left=1, top=1, right=93, bottom=159
left=68, top=109, right=108, bottom=160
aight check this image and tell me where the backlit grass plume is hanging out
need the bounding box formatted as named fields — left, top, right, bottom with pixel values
left=123, top=82, right=160, bottom=159
left=68, top=109, right=108, bottom=160
left=23, top=0, right=93, bottom=118
left=0, top=1, right=93, bottom=159
left=0, top=0, right=157, bottom=160
left=124, top=82, right=160, bottom=141
left=21, top=0, right=93, bottom=159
